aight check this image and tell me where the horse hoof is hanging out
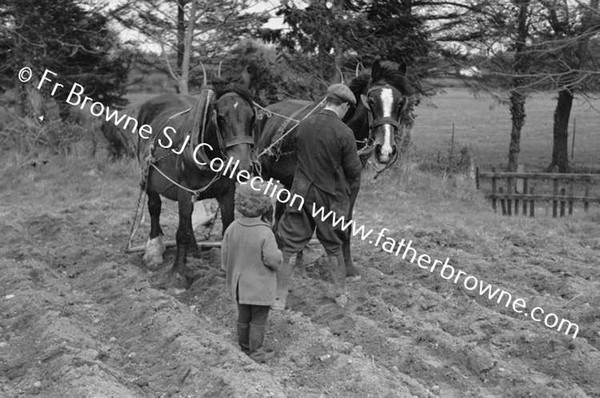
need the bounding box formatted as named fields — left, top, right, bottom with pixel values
left=335, top=293, right=349, bottom=307
left=143, top=254, right=164, bottom=269
left=144, top=237, right=165, bottom=268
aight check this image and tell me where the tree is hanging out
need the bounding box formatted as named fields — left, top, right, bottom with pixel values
left=508, top=0, right=532, bottom=172
left=261, top=0, right=432, bottom=84
left=111, top=0, right=268, bottom=93
left=425, top=0, right=600, bottom=172
left=0, top=0, right=130, bottom=119
left=539, top=0, right=600, bottom=172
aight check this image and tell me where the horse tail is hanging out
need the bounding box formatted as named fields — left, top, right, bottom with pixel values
left=136, top=102, right=155, bottom=165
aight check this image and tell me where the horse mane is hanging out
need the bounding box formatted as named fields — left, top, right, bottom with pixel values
left=212, top=78, right=255, bottom=105
left=349, top=61, right=415, bottom=97
left=372, top=60, right=415, bottom=96
left=348, top=73, right=370, bottom=100
left=344, top=61, right=415, bottom=122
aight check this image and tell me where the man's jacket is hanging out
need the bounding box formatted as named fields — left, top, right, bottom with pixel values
left=291, top=109, right=362, bottom=213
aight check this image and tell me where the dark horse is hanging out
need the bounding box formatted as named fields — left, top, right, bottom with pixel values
left=255, top=59, right=414, bottom=277
left=137, top=72, right=256, bottom=286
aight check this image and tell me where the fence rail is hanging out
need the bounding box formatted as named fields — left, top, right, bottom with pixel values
left=476, top=167, right=600, bottom=217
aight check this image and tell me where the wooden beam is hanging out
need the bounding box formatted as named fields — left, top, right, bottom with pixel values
left=485, top=193, right=600, bottom=203
left=478, top=172, right=600, bottom=180
left=125, top=238, right=322, bottom=253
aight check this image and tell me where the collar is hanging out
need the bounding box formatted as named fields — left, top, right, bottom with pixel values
left=320, top=108, right=341, bottom=119
left=237, top=216, right=270, bottom=227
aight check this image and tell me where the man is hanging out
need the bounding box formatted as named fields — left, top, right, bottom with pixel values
left=274, top=83, right=362, bottom=309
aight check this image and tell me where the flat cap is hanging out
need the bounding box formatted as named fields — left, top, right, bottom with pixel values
left=326, top=83, right=356, bottom=105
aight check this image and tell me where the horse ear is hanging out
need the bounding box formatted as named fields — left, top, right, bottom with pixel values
left=360, top=94, right=370, bottom=111
left=335, top=64, right=344, bottom=84
left=371, top=58, right=382, bottom=81
left=398, top=62, right=407, bottom=76
left=355, top=62, right=364, bottom=77
left=241, top=66, right=251, bottom=88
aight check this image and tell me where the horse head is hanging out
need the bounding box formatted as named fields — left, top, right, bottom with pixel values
left=347, top=59, right=414, bottom=166
left=208, top=68, right=256, bottom=172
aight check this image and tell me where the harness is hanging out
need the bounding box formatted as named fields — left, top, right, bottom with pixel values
left=254, top=98, right=327, bottom=161
left=361, top=84, right=409, bottom=178
left=125, top=89, right=256, bottom=252
left=145, top=89, right=255, bottom=198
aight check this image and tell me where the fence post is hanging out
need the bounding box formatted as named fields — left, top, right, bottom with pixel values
left=529, top=186, right=535, bottom=217
left=552, top=166, right=559, bottom=218
left=584, top=182, right=590, bottom=213
left=568, top=180, right=574, bottom=215
left=491, top=167, right=497, bottom=213
left=522, top=178, right=529, bottom=215
left=499, top=187, right=507, bottom=215
left=507, top=177, right=513, bottom=216
left=560, top=187, right=566, bottom=217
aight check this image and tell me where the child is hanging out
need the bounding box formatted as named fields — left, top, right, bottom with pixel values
left=221, top=182, right=282, bottom=363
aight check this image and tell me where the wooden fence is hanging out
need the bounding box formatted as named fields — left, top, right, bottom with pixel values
left=476, top=167, right=600, bottom=217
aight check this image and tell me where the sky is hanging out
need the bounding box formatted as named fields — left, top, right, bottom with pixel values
left=106, top=0, right=294, bottom=52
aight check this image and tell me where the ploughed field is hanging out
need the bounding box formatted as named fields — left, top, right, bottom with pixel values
left=1, top=149, right=599, bottom=398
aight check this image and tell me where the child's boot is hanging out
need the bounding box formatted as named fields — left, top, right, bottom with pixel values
left=249, top=323, right=274, bottom=363
left=237, top=322, right=250, bottom=354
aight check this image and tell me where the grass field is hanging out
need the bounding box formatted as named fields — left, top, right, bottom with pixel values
left=412, top=88, right=600, bottom=172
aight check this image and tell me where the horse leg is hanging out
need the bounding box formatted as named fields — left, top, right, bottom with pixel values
left=273, top=200, right=286, bottom=246
left=173, top=189, right=196, bottom=288
left=342, top=235, right=359, bottom=278
left=143, top=190, right=165, bottom=268
left=217, top=185, right=235, bottom=235
left=344, top=196, right=360, bottom=279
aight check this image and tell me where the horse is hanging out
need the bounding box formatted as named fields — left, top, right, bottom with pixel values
left=100, top=103, right=140, bottom=160
left=137, top=71, right=256, bottom=287
left=255, top=59, right=415, bottom=279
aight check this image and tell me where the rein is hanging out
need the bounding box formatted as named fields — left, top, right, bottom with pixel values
left=255, top=97, right=327, bottom=160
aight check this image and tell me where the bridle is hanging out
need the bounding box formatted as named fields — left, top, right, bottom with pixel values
left=363, top=84, right=407, bottom=135
left=195, top=90, right=256, bottom=164
left=360, top=84, right=409, bottom=178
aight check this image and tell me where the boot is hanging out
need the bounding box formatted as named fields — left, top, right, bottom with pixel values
left=344, top=252, right=361, bottom=281
left=327, top=253, right=348, bottom=307
left=237, top=322, right=250, bottom=354
left=248, top=323, right=274, bottom=363
left=272, top=252, right=294, bottom=311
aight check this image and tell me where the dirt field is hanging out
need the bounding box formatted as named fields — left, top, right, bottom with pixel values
left=1, top=147, right=600, bottom=398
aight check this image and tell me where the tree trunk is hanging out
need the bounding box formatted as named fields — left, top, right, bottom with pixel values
left=546, top=0, right=598, bottom=172
left=178, top=0, right=197, bottom=95
left=548, top=88, right=573, bottom=172
left=507, top=89, right=525, bottom=171
left=176, top=0, right=186, bottom=72
left=507, top=0, right=530, bottom=172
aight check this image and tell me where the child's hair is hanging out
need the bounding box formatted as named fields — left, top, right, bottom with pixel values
left=235, top=182, right=272, bottom=218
